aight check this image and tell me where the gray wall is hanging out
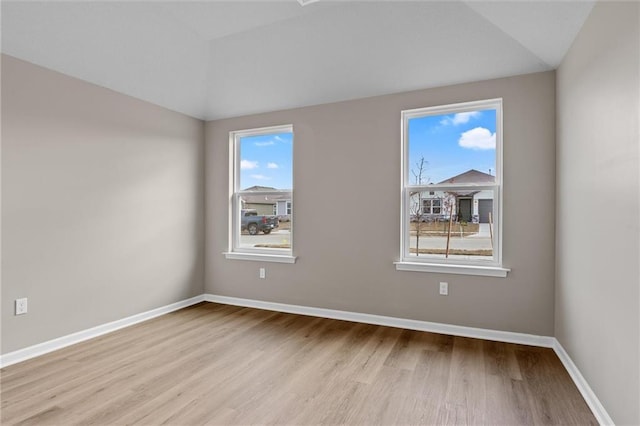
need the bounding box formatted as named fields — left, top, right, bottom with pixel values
left=206, top=71, right=557, bottom=336
left=1, top=55, right=205, bottom=354
left=556, top=2, right=640, bottom=425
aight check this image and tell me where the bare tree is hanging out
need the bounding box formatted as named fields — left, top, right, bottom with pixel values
left=409, top=157, right=428, bottom=256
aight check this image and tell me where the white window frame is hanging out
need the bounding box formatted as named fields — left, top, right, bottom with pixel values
left=224, top=124, right=296, bottom=264
left=395, top=99, right=509, bottom=277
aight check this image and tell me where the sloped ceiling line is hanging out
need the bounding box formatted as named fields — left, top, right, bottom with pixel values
left=1, top=1, right=594, bottom=120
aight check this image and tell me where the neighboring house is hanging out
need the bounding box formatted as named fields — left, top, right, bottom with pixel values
left=241, top=186, right=292, bottom=218
left=411, top=169, right=495, bottom=223
left=275, top=200, right=292, bottom=218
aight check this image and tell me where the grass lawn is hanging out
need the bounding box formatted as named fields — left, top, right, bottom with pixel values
left=253, top=244, right=291, bottom=249
left=409, top=248, right=492, bottom=256
left=410, top=221, right=479, bottom=237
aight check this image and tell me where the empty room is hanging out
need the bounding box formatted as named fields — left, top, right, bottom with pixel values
left=1, top=1, right=638, bottom=425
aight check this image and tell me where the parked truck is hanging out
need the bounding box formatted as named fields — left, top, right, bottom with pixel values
left=241, top=209, right=279, bottom=235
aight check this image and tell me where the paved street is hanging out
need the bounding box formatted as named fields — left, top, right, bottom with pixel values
left=238, top=224, right=493, bottom=253
left=410, top=235, right=492, bottom=251
left=409, top=223, right=492, bottom=250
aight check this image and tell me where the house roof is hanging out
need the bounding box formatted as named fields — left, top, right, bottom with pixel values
left=437, top=169, right=495, bottom=184
left=243, top=185, right=278, bottom=192
left=242, top=186, right=291, bottom=205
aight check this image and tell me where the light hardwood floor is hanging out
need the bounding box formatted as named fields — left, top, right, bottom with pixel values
left=1, top=302, right=597, bottom=425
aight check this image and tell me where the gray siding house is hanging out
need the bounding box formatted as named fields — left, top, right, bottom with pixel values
left=241, top=186, right=292, bottom=219
left=411, top=169, right=495, bottom=223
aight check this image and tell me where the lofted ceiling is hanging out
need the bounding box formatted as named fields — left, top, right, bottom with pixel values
left=1, top=1, right=595, bottom=121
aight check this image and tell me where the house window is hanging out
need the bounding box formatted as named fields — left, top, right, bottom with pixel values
left=422, top=198, right=442, bottom=215
left=224, top=124, right=295, bottom=263
left=286, top=202, right=292, bottom=215
left=396, top=99, right=508, bottom=277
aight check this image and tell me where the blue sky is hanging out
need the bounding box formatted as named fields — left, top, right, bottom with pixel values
left=408, top=109, right=497, bottom=184
left=240, top=132, right=293, bottom=190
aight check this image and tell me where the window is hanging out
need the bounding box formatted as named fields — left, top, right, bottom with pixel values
left=396, top=99, right=509, bottom=277
left=422, top=198, right=442, bottom=215
left=225, top=124, right=295, bottom=263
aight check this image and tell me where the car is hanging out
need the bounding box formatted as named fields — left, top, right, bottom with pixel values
left=241, top=209, right=279, bottom=235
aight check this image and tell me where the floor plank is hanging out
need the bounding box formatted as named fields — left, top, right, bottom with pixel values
left=1, top=302, right=598, bottom=425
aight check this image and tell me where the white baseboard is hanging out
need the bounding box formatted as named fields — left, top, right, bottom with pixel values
left=204, top=294, right=555, bottom=347
left=552, top=340, right=615, bottom=426
left=0, top=294, right=205, bottom=368
left=1, top=292, right=612, bottom=426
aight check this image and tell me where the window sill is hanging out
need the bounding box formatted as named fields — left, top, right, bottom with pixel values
left=394, top=261, right=509, bottom=277
left=224, top=252, right=297, bottom=264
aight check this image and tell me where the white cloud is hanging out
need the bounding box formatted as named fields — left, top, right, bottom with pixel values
left=241, top=160, right=258, bottom=169
left=441, top=111, right=481, bottom=126
left=267, top=162, right=279, bottom=169
left=453, top=111, right=481, bottom=125
left=458, top=127, right=496, bottom=150
left=255, top=135, right=288, bottom=146
left=250, top=174, right=271, bottom=180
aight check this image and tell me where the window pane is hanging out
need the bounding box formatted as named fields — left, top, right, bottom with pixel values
left=239, top=132, right=292, bottom=191
left=416, top=196, right=446, bottom=221
left=408, top=109, right=497, bottom=184
left=409, top=190, right=494, bottom=260
left=238, top=193, right=292, bottom=251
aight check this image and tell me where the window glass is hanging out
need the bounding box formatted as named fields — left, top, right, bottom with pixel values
left=239, top=132, right=292, bottom=191
left=408, top=110, right=496, bottom=184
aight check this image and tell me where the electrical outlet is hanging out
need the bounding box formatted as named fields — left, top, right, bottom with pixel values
left=15, top=298, right=28, bottom=315
left=439, top=282, right=448, bottom=296
left=259, top=267, right=266, bottom=279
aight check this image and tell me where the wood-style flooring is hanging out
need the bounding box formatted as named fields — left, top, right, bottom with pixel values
left=1, top=302, right=597, bottom=425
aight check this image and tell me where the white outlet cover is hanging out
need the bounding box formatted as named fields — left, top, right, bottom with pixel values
left=15, top=298, right=28, bottom=315
left=439, top=282, right=448, bottom=295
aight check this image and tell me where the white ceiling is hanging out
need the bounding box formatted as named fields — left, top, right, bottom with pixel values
left=1, top=1, right=595, bottom=121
